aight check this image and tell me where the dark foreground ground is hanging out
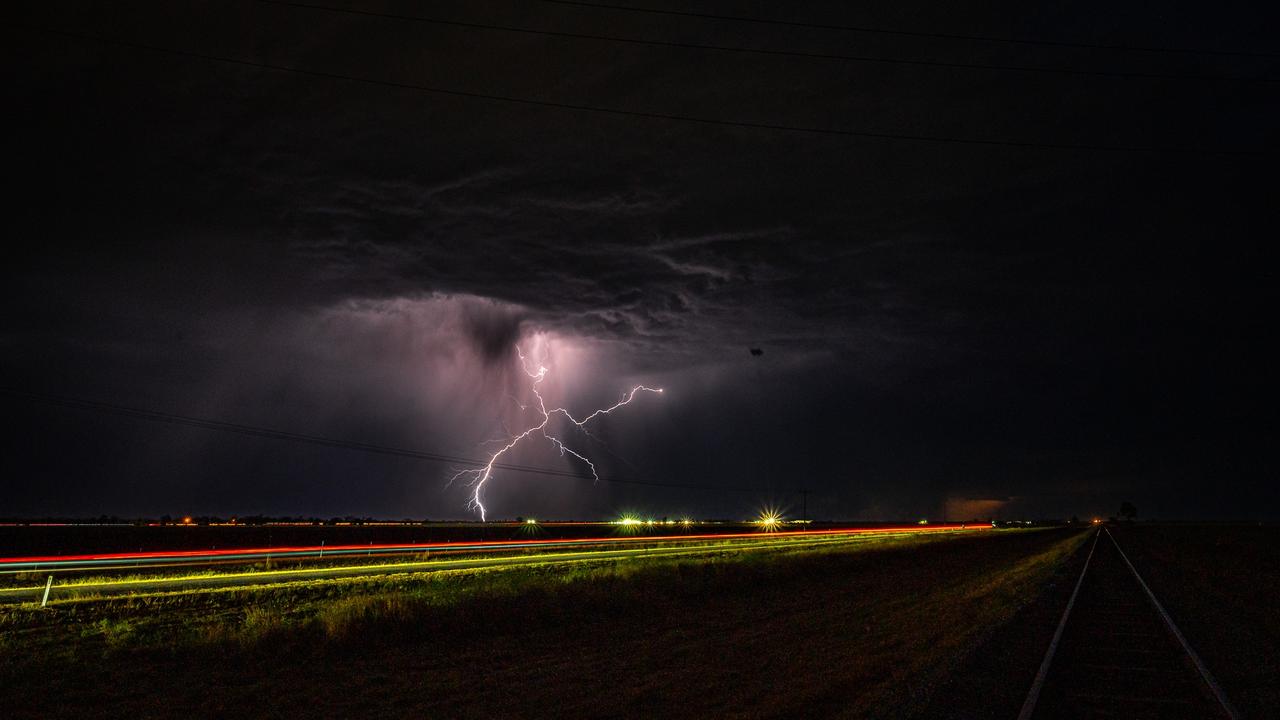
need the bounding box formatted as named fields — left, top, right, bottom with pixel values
left=6, top=525, right=1272, bottom=718
left=2, top=528, right=1083, bottom=719
left=1110, top=524, right=1280, bottom=717
left=923, top=523, right=1279, bottom=719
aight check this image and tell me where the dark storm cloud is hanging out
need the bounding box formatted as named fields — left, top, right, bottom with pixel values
left=458, top=297, right=525, bottom=365
left=273, top=161, right=859, bottom=361
left=2, top=0, right=1276, bottom=519
left=273, top=157, right=949, bottom=367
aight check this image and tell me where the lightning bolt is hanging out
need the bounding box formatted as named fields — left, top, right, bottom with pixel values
left=450, top=345, right=663, bottom=520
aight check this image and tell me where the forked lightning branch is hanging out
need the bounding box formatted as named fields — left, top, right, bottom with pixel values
left=450, top=345, right=663, bottom=520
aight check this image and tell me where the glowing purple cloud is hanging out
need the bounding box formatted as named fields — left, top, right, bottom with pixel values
left=449, top=342, right=662, bottom=520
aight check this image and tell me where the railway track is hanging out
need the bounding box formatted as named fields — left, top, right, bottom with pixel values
left=1020, top=527, right=1238, bottom=719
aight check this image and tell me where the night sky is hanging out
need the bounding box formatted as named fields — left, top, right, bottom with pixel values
left=4, top=1, right=1276, bottom=521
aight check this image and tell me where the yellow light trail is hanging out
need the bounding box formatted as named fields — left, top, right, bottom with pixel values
left=1, top=527, right=988, bottom=605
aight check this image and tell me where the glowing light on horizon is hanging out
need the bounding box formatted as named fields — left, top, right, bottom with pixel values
left=756, top=511, right=783, bottom=532
left=450, top=343, right=662, bottom=520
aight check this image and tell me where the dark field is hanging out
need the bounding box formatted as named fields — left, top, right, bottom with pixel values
left=1108, top=524, right=1280, bottom=717
left=1, top=528, right=1085, bottom=719
left=5, top=524, right=1270, bottom=719
left=923, top=523, right=1280, bottom=719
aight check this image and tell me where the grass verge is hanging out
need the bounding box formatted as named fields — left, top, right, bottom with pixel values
left=1, top=528, right=1086, bottom=719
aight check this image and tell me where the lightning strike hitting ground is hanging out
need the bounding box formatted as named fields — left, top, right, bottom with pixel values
left=450, top=346, right=662, bottom=520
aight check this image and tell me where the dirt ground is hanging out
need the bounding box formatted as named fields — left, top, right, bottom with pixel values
left=2, top=529, right=1086, bottom=719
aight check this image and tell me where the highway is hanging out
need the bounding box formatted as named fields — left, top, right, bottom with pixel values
left=0, top=523, right=985, bottom=604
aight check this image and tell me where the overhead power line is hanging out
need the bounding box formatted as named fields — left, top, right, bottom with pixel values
left=259, top=0, right=1274, bottom=84
left=0, top=387, right=787, bottom=495
left=539, top=0, right=1280, bottom=60
left=20, top=24, right=1269, bottom=156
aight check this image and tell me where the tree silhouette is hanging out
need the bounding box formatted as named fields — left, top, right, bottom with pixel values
left=1119, top=501, right=1138, bottom=521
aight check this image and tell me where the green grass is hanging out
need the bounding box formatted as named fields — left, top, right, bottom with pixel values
left=0, top=531, right=908, bottom=592
left=0, top=531, right=979, bottom=648
left=1, top=528, right=1088, bottom=719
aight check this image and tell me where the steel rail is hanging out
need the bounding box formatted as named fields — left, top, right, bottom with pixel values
left=1017, top=528, right=1100, bottom=720
left=1105, top=527, right=1240, bottom=720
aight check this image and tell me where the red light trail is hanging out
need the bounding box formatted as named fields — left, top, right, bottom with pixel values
left=0, top=523, right=984, bottom=568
